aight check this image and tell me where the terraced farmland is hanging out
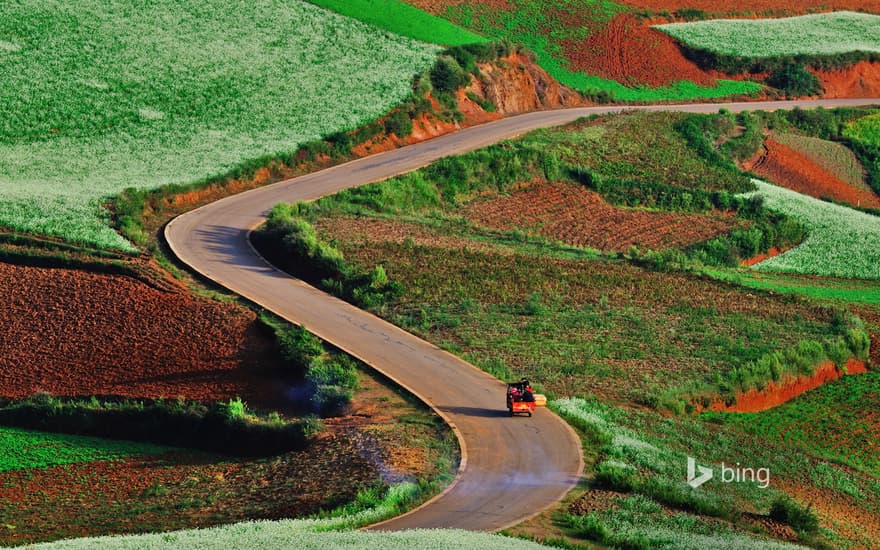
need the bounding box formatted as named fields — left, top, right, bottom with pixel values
left=0, top=0, right=436, bottom=249
left=706, top=371, right=880, bottom=476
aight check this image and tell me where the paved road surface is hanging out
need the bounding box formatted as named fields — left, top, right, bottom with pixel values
left=165, top=99, right=879, bottom=531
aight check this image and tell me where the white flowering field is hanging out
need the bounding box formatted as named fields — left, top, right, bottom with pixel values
left=747, top=180, right=880, bottom=279
left=656, top=11, right=880, bottom=58
left=0, top=0, right=437, bottom=250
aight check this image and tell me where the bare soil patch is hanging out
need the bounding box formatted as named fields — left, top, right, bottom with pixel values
left=816, top=60, right=880, bottom=99
left=750, top=139, right=880, bottom=209
left=0, top=262, right=288, bottom=409
left=562, top=14, right=715, bottom=87
left=461, top=181, right=746, bottom=251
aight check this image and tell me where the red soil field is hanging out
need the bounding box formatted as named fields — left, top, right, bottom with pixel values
left=708, top=359, right=868, bottom=413
left=614, top=0, right=880, bottom=15
left=561, top=14, right=715, bottom=87
left=0, top=436, right=375, bottom=545
left=750, top=139, right=880, bottom=209
left=462, top=181, right=746, bottom=251
left=0, top=262, right=288, bottom=408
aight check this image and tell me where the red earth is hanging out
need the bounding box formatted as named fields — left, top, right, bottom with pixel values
left=461, top=181, right=746, bottom=251
left=0, top=262, right=289, bottom=409
left=749, top=139, right=880, bottom=209
left=561, top=14, right=715, bottom=87
left=707, top=359, right=868, bottom=413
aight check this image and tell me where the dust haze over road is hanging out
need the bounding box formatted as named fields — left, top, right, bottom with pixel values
left=166, top=98, right=879, bottom=531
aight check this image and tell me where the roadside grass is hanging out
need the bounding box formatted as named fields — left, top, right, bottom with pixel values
left=844, top=112, right=880, bottom=147
left=655, top=11, right=880, bottom=59
left=0, top=427, right=166, bottom=472
left=0, top=0, right=436, bottom=249
left=745, top=180, right=880, bottom=280
left=307, top=0, right=485, bottom=45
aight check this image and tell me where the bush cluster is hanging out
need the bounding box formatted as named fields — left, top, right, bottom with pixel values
left=0, top=395, right=320, bottom=456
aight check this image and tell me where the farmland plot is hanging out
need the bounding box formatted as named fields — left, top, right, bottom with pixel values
left=746, top=180, right=880, bottom=279
left=844, top=112, right=880, bottom=146
left=656, top=11, right=880, bottom=58
left=0, top=0, right=436, bottom=249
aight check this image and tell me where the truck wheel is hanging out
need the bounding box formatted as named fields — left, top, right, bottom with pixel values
left=528, top=412, right=532, bottom=417
left=508, top=409, right=513, bottom=417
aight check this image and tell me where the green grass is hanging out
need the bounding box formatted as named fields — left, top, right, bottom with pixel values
left=844, top=112, right=880, bottom=147
left=656, top=11, right=880, bottom=58
left=441, top=0, right=759, bottom=101
left=554, top=398, right=848, bottom=548
left=703, top=267, right=880, bottom=305
left=746, top=180, right=880, bottom=279
left=307, top=0, right=485, bottom=46
left=0, top=0, right=437, bottom=249
left=704, top=371, right=880, bottom=477
left=0, top=427, right=167, bottom=472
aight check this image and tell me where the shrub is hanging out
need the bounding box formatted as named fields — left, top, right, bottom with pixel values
left=767, top=62, right=822, bottom=97
left=593, top=462, right=637, bottom=492
left=769, top=496, right=819, bottom=534
left=430, top=55, right=471, bottom=93
left=384, top=110, right=413, bottom=138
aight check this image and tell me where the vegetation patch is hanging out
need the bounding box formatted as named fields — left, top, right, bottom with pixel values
left=0, top=427, right=166, bottom=472
left=844, top=112, right=880, bottom=147
left=0, top=0, right=436, bottom=249
left=656, top=11, right=880, bottom=60
left=746, top=180, right=880, bottom=279
left=705, top=371, right=880, bottom=476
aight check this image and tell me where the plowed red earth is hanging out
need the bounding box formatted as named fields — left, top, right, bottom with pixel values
left=751, top=139, right=880, bottom=209
left=0, top=262, right=287, bottom=408
left=462, top=181, right=746, bottom=251
left=615, top=0, right=880, bottom=15
left=561, top=14, right=715, bottom=87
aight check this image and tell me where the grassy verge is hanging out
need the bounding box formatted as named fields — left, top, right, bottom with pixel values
left=703, top=268, right=880, bottom=306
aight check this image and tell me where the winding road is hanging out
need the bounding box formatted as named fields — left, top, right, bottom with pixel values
left=165, top=98, right=879, bottom=531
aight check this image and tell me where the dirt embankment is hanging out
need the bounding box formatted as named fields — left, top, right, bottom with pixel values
left=708, top=359, right=868, bottom=413
left=814, top=61, right=880, bottom=99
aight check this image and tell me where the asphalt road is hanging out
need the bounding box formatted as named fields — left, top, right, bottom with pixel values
left=165, top=98, right=879, bottom=531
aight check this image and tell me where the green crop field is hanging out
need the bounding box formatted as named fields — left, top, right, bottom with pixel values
left=307, top=0, right=484, bottom=46
left=746, top=180, right=880, bottom=279
left=656, top=11, right=880, bottom=58
left=704, top=267, right=880, bottom=305
left=705, top=372, right=880, bottom=477
left=0, top=0, right=436, bottom=250
left=844, top=113, right=880, bottom=146
left=0, top=427, right=166, bottom=472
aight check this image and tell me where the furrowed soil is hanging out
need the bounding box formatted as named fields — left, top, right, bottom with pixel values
left=561, top=14, right=715, bottom=88
left=749, top=138, right=880, bottom=209
left=461, top=180, right=745, bottom=251
left=0, top=262, right=289, bottom=409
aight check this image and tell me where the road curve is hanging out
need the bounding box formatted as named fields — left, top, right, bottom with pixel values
left=165, top=98, right=879, bottom=531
